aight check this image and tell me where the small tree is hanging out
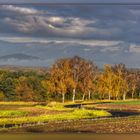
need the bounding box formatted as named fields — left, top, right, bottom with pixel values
left=112, top=63, right=129, bottom=100
left=127, top=72, right=140, bottom=99
left=70, top=56, right=97, bottom=101
left=99, top=64, right=115, bottom=100
left=47, top=58, right=73, bottom=103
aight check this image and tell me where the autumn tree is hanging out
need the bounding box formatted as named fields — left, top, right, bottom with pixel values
left=69, top=56, right=83, bottom=102
left=79, top=61, right=97, bottom=101
left=98, top=64, right=115, bottom=100
left=15, top=76, right=34, bottom=101
left=127, top=71, right=140, bottom=99
left=70, top=56, right=97, bottom=101
left=112, top=63, right=129, bottom=100
left=46, top=58, right=74, bottom=103
left=98, top=64, right=129, bottom=100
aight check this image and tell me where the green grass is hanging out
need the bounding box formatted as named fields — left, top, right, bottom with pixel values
left=0, top=102, right=38, bottom=105
left=72, top=109, right=111, bottom=117
left=36, top=102, right=73, bottom=111
left=0, top=110, right=28, bottom=117
left=107, top=100, right=140, bottom=105
left=0, top=109, right=111, bottom=126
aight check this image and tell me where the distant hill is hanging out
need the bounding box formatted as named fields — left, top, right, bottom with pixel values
left=0, top=65, right=49, bottom=74
left=0, top=53, right=39, bottom=60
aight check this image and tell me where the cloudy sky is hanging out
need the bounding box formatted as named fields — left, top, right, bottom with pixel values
left=1, top=1, right=140, bottom=68
left=1, top=0, right=140, bottom=3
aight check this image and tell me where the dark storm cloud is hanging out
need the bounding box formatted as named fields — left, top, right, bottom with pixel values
left=0, top=5, right=98, bottom=39
left=1, top=4, right=140, bottom=42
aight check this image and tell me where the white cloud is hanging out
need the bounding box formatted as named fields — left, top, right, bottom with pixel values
left=0, top=5, right=98, bottom=38
left=129, top=44, right=140, bottom=53
left=100, top=46, right=120, bottom=52
left=130, top=9, right=140, bottom=15
left=0, top=36, right=123, bottom=47
left=48, top=17, right=65, bottom=24
left=1, top=13, right=98, bottom=38
left=68, top=17, right=96, bottom=26
left=0, top=5, right=124, bottom=41
left=0, top=5, right=40, bottom=15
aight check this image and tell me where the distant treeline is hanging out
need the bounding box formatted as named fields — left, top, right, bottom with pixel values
left=0, top=56, right=140, bottom=102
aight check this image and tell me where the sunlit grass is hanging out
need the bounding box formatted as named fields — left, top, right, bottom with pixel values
left=72, top=109, right=111, bottom=117
left=0, top=110, right=28, bottom=117
left=0, top=102, right=38, bottom=105
left=35, top=102, right=73, bottom=111
left=0, top=109, right=111, bottom=126
left=106, top=100, right=140, bottom=105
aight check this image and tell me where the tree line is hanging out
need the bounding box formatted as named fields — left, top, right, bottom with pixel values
left=0, top=56, right=140, bottom=102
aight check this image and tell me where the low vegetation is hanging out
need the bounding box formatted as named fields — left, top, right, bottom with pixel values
left=0, top=109, right=111, bottom=128
left=72, top=109, right=111, bottom=117
left=107, top=100, right=140, bottom=105
left=0, top=110, right=28, bottom=118
left=0, top=101, right=139, bottom=133
left=0, top=102, right=38, bottom=105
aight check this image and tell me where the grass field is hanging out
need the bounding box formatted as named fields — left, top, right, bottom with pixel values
left=0, top=100, right=139, bottom=133
left=104, top=100, right=140, bottom=105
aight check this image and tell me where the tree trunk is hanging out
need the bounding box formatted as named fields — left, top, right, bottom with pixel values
left=108, top=93, right=111, bottom=100
left=82, top=94, right=85, bottom=101
left=62, top=93, right=65, bottom=103
left=88, top=90, right=91, bottom=100
left=72, top=89, right=76, bottom=103
left=123, top=93, right=126, bottom=101
left=132, top=91, right=134, bottom=99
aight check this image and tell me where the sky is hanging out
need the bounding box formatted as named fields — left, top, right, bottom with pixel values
left=1, top=0, right=140, bottom=3
left=1, top=1, right=140, bottom=68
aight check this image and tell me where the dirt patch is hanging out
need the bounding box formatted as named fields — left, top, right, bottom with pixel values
left=6, top=116, right=140, bottom=134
